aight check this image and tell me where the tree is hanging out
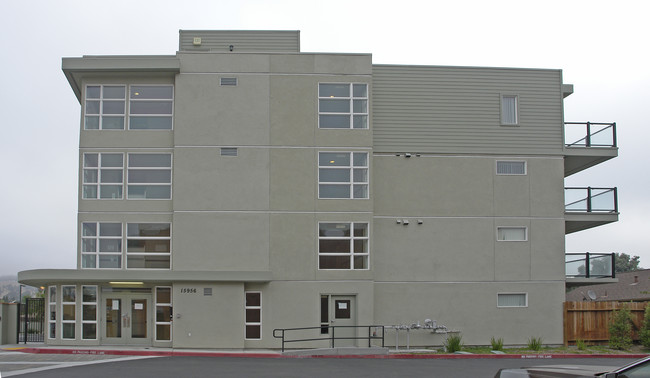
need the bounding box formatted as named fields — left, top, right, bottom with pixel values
left=615, top=253, right=641, bottom=273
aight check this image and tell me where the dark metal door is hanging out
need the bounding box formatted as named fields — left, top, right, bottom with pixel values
left=18, top=298, right=45, bottom=343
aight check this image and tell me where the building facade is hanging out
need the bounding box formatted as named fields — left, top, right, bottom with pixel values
left=18, top=30, right=619, bottom=349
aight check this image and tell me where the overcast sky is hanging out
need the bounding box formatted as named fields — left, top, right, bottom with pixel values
left=1, top=0, right=648, bottom=277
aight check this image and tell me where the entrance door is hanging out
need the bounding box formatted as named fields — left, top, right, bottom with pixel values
left=330, top=295, right=356, bottom=347
left=103, top=295, right=151, bottom=345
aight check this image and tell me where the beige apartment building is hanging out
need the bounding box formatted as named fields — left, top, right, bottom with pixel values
left=18, top=30, right=619, bottom=349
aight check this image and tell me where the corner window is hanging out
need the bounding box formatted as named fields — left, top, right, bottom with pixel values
left=245, top=292, right=262, bottom=340
left=82, top=153, right=124, bottom=199
left=496, top=161, right=526, bottom=175
left=318, top=152, right=368, bottom=199
left=84, top=85, right=126, bottom=130
left=501, top=95, right=518, bottom=125
left=497, top=293, right=527, bottom=307
left=127, top=153, right=172, bottom=199
left=129, top=85, right=174, bottom=130
left=81, top=222, right=122, bottom=269
left=497, top=227, right=527, bottom=241
left=319, top=83, right=368, bottom=129
left=126, top=223, right=171, bottom=269
left=318, top=222, right=369, bottom=270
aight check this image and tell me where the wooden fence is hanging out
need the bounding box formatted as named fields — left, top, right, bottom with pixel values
left=564, top=301, right=647, bottom=346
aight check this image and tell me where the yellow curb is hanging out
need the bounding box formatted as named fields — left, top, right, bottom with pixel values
left=2, top=347, right=27, bottom=350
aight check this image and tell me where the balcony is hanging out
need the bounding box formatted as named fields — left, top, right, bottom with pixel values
left=565, top=187, right=618, bottom=234
left=566, top=252, right=617, bottom=287
left=564, top=122, right=618, bottom=176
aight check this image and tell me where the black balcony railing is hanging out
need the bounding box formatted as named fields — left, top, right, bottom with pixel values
left=565, top=122, right=617, bottom=148
left=565, top=187, right=618, bottom=213
left=566, top=252, right=615, bottom=278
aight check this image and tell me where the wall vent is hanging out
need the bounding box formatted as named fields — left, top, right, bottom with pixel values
left=220, top=77, right=237, bottom=86
left=221, top=147, right=238, bottom=157
left=204, top=288, right=212, bottom=296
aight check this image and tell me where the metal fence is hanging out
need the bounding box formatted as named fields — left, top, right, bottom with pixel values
left=273, top=325, right=385, bottom=352
left=18, top=298, right=45, bottom=343
left=565, top=253, right=616, bottom=278
left=565, top=187, right=618, bottom=213
left=565, top=122, right=617, bottom=148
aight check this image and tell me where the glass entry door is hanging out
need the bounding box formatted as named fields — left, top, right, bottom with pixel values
left=103, top=295, right=151, bottom=345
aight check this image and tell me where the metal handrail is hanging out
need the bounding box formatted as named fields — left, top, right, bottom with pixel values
left=565, top=187, right=618, bottom=213
left=565, top=122, right=617, bottom=148
left=565, top=252, right=616, bottom=278
left=273, top=325, right=385, bottom=352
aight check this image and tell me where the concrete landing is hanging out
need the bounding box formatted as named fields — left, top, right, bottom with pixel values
left=283, top=347, right=389, bottom=356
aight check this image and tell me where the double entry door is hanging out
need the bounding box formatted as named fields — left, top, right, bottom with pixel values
left=102, top=294, right=152, bottom=345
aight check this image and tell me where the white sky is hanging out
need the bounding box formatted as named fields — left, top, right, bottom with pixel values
left=1, top=0, right=649, bottom=276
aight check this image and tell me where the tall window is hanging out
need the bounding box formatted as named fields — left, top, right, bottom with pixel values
left=48, top=286, right=56, bottom=339
left=318, top=152, right=368, bottom=199
left=85, top=85, right=126, bottom=130
left=127, top=153, right=172, bottom=199
left=61, top=286, right=76, bottom=339
left=245, top=292, right=262, bottom=340
left=127, top=223, right=171, bottom=269
left=129, top=85, right=174, bottom=130
left=318, top=222, right=369, bottom=270
left=318, top=83, right=368, bottom=129
left=81, top=222, right=122, bottom=269
left=83, top=153, right=124, bottom=199
left=81, top=286, right=97, bottom=340
left=155, top=287, right=172, bottom=341
left=501, top=95, right=518, bottom=125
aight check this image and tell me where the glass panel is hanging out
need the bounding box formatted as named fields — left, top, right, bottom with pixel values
left=353, top=99, right=367, bottom=113
left=62, top=304, right=75, bottom=320
left=319, top=114, right=350, bottom=128
left=246, top=292, right=261, bottom=306
left=128, top=223, right=171, bottom=237
left=319, top=169, right=350, bottom=183
left=353, top=169, right=367, bottom=183
left=245, top=325, right=261, bottom=339
left=99, top=239, right=122, bottom=252
left=49, top=323, right=56, bottom=339
left=49, top=287, right=56, bottom=303
left=319, top=99, right=350, bottom=113
left=101, top=154, right=123, bottom=167
left=354, top=256, right=368, bottom=269
left=99, top=185, right=122, bottom=199
left=131, top=85, right=173, bottom=99
left=246, top=309, right=261, bottom=323
left=128, top=185, right=171, bottom=199
left=100, top=223, right=122, bottom=236
left=102, top=116, right=125, bottom=130
left=84, top=154, right=98, bottom=167
left=86, top=86, right=100, bottom=99
left=83, top=185, right=98, bottom=199
left=85, top=116, right=99, bottom=129
left=82, top=323, right=97, bottom=339
left=62, top=287, right=76, bottom=302
left=81, top=254, right=96, bottom=268
left=320, top=296, right=329, bottom=323
left=84, top=169, right=98, bottom=183
left=102, top=101, right=125, bottom=114
left=105, top=299, right=121, bottom=338
left=82, top=305, right=96, bottom=320
left=334, top=300, right=351, bottom=319
left=319, top=239, right=350, bottom=253
left=82, top=239, right=96, bottom=253
left=128, top=169, right=171, bottom=183
left=156, top=306, right=172, bottom=322
left=319, top=152, right=350, bottom=167
left=353, top=84, right=367, bottom=97
left=85, top=101, right=100, bottom=114
left=49, top=304, right=56, bottom=320
left=319, top=223, right=350, bottom=237
left=127, top=239, right=170, bottom=253
left=319, top=83, right=349, bottom=97
left=353, top=223, right=368, bottom=237
left=62, top=323, right=75, bottom=339
left=130, top=116, right=173, bottom=130
left=354, top=239, right=368, bottom=253
left=82, top=286, right=97, bottom=303
left=157, top=287, right=171, bottom=304
left=130, top=101, right=173, bottom=115
left=353, top=184, right=368, bottom=199
left=131, top=299, right=147, bottom=338
left=352, top=115, right=368, bottom=129
left=127, top=255, right=170, bottom=269
left=98, top=255, right=121, bottom=269
left=100, top=169, right=123, bottom=183
left=129, top=154, right=171, bottom=167
left=319, top=256, right=351, bottom=269
left=82, top=223, right=97, bottom=236
left=103, top=86, right=125, bottom=99
left=156, top=324, right=171, bottom=341
left=353, top=153, right=367, bottom=166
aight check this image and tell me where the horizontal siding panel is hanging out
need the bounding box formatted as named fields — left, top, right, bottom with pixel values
left=179, top=30, right=300, bottom=53
left=372, top=64, right=564, bottom=154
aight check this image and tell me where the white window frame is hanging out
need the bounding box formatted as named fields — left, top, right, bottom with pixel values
left=128, top=84, right=174, bottom=130
left=81, top=285, right=97, bottom=340
left=81, top=222, right=123, bottom=269
left=318, top=83, right=369, bottom=129
left=126, top=223, right=172, bottom=270
left=500, top=94, right=519, bottom=126
left=497, top=293, right=528, bottom=308
left=48, top=286, right=56, bottom=340
left=126, top=153, right=172, bottom=200
left=84, top=84, right=126, bottom=130
left=61, top=285, right=76, bottom=340
left=155, top=286, right=173, bottom=342
left=318, top=222, right=369, bottom=270
left=318, top=152, right=369, bottom=199
left=82, top=153, right=124, bottom=200
left=245, top=291, right=262, bottom=340
left=496, top=160, right=527, bottom=175
left=497, top=227, right=528, bottom=241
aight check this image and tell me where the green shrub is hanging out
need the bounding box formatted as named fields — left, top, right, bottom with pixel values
left=609, top=305, right=633, bottom=350
left=444, top=334, right=463, bottom=353
left=639, top=305, right=650, bottom=348
left=527, top=336, right=543, bottom=351
left=575, top=339, right=587, bottom=350
left=490, top=336, right=504, bottom=351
